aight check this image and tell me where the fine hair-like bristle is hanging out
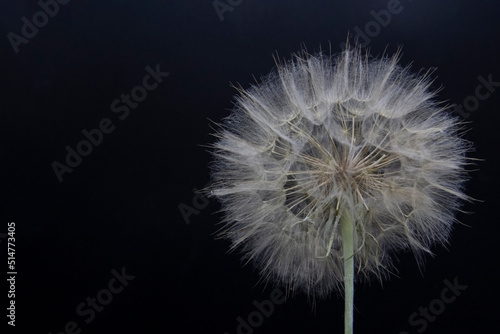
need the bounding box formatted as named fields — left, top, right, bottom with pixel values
left=208, top=46, right=471, bottom=298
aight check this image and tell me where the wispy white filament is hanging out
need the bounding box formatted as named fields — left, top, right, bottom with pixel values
left=209, top=46, right=470, bottom=298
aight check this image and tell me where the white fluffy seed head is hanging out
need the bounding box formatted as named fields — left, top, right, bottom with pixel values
left=208, top=46, right=471, bottom=298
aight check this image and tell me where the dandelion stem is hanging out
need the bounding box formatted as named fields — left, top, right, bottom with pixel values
left=341, top=211, right=354, bottom=334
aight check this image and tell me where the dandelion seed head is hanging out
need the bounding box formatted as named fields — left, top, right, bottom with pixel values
left=208, top=46, right=470, bottom=298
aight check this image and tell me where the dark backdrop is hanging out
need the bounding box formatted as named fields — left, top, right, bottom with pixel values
left=1, top=1, right=499, bottom=333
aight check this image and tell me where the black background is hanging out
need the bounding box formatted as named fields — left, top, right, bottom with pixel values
left=1, top=1, right=499, bottom=333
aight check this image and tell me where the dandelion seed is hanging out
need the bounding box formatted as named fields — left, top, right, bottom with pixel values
left=207, top=44, right=471, bottom=333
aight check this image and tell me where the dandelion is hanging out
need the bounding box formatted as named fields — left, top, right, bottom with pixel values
left=208, top=45, right=471, bottom=333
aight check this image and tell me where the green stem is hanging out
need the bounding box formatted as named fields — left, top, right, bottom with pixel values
left=341, top=212, right=354, bottom=334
